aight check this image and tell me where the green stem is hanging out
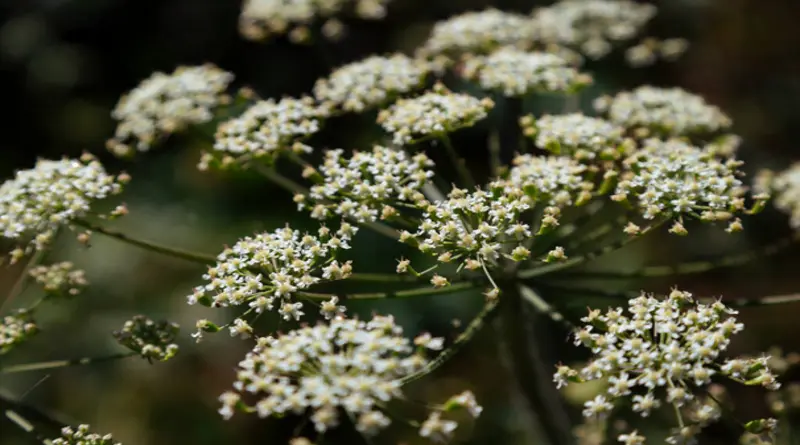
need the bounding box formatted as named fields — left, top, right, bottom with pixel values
left=0, top=352, right=136, bottom=374
left=537, top=282, right=800, bottom=309
left=488, top=129, right=502, bottom=177
left=518, top=284, right=575, bottom=330
left=520, top=218, right=668, bottom=279
left=439, top=134, right=475, bottom=189
left=73, top=219, right=217, bottom=265
left=1, top=249, right=46, bottom=313
left=400, top=297, right=499, bottom=385
left=296, top=281, right=478, bottom=301
left=500, top=283, right=575, bottom=445
left=548, top=231, right=800, bottom=280
left=253, top=165, right=401, bottom=240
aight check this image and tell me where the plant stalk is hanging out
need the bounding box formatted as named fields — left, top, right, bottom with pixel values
left=499, top=283, right=575, bottom=445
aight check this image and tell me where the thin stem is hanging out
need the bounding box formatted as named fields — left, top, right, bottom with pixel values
left=73, top=219, right=217, bottom=264
left=253, top=165, right=401, bottom=240
left=488, top=129, right=502, bottom=177
left=519, top=284, right=575, bottom=330
left=296, top=281, right=478, bottom=301
left=439, top=134, right=475, bottom=189
left=1, top=249, right=46, bottom=313
left=546, top=232, right=799, bottom=280
left=0, top=352, right=136, bottom=374
left=400, top=297, right=499, bottom=385
left=346, top=273, right=427, bottom=283
left=519, top=218, right=669, bottom=279
left=500, top=283, right=575, bottom=445
left=4, top=410, right=49, bottom=444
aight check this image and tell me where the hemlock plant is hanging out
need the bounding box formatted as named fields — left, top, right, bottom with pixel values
left=1, top=1, right=798, bottom=445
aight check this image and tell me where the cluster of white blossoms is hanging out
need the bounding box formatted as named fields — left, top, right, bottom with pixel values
left=0, top=155, right=128, bottom=259
left=0, top=310, right=37, bottom=354
left=313, top=54, right=431, bottom=112
left=416, top=9, right=536, bottom=58
left=755, top=163, right=800, bottom=228
left=107, top=64, right=234, bottom=156
left=613, top=138, right=749, bottom=229
left=187, top=225, right=355, bottom=322
left=377, top=84, right=494, bottom=145
left=203, top=96, right=328, bottom=169
left=28, top=262, right=88, bottom=297
left=532, top=0, right=657, bottom=59
left=218, top=314, right=480, bottom=440
left=520, top=113, right=631, bottom=161
left=596, top=86, right=732, bottom=138
left=505, top=154, right=594, bottom=207
left=555, top=289, right=779, bottom=444
left=460, top=48, right=592, bottom=97
left=50, top=425, right=121, bottom=445
left=401, top=185, right=538, bottom=270
left=239, top=0, right=391, bottom=42
left=112, top=315, right=179, bottom=362
left=296, top=146, right=434, bottom=222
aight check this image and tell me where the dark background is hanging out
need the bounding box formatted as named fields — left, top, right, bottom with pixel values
left=1, top=0, right=800, bottom=444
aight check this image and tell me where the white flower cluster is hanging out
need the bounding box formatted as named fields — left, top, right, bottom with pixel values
left=107, top=64, right=234, bottom=156
left=239, top=0, right=391, bottom=41
left=506, top=154, right=594, bottom=207
left=187, top=225, right=355, bottom=321
left=377, top=84, right=494, bottom=145
left=0, top=310, right=37, bottom=354
left=218, top=315, right=480, bottom=438
left=521, top=113, right=629, bottom=161
left=50, top=425, right=121, bottom=445
left=596, top=86, right=732, bottom=138
left=205, top=96, right=328, bottom=168
left=532, top=0, right=657, bottom=59
left=613, top=139, right=747, bottom=225
left=417, top=8, right=536, bottom=58
left=555, top=289, right=779, bottom=443
left=0, top=155, right=127, bottom=258
left=112, top=315, right=180, bottom=362
left=297, top=146, right=434, bottom=222
left=757, top=163, right=800, bottom=228
left=29, top=262, right=88, bottom=297
left=461, top=48, right=591, bottom=97
left=314, top=54, right=431, bottom=112
left=402, top=186, right=536, bottom=269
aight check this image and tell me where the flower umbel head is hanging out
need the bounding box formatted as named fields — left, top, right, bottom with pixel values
left=0, top=310, right=37, bottom=355
left=0, top=154, right=127, bottom=259
left=107, top=64, right=234, bottom=156
left=557, top=288, right=778, bottom=436
left=238, top=0, right=392, bottom=42
left=461, top=48, right=592, bottom=97
left=187, top=225, right=354, bottom=321
left=50, top=424, right=121, bottom=445
left=417, top=8, right=536, bottom=58
left=113, top=315, right=180, bottom=362
left=314, top=54, right=431, bottom=112
left=203, top=96, right=328, bottom=169
left=377, top=83, right=494, bottom=145
left=520, top=113, right=631, bottom=162
left=297, top=145, right=434, bottom=222
left=613, top=138, right=750, bottom=228
left=756, top=163, right=800, bottom=228
left=596, top=86, right=732, bottom=139
left=29, top=262, right=88, bottom=297
left=532, top=0, right=657, bottom=59
left=220, top=315, right=472, bottom=437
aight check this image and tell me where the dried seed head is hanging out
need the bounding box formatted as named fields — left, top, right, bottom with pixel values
left=113, top=315, right=180, bottom=362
